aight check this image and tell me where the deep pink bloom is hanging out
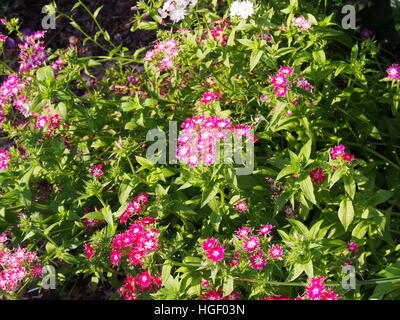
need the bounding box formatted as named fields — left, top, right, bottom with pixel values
left=0, top=149, right=10, bottom=170
left=386, top=64, right=400, bottom=80
left=310, top=168, right=327, bottom=185
left=269, top=245, right=283, bottom=258
left=346, top=241, right=359, bottom=253
left=243, top=236, right=260, bottom=252
left=206, top=244, right=225, bottom=262
left=136, top=270, right=153, bottom=290
left=250, top=252, right=268, bottom=270
left=258, top=224, right=274, bottom=235
left=89, top=164, right=103, bottom=178
left=202, top=238, right=218, bottom=251
left=83, top=243, right=95, bottom=260
left=236, top=226, right=252, bottom=239
left=204, top=289, right=223, bottom=300
left=330, top=145, right=346, bottom=159
left=236, top=201, right=247, bottom=213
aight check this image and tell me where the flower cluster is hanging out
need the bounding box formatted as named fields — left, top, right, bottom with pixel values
left=0, top=245, right=44, bottom=294
left=144, top=39, right=180, bottom=71
left=177, top=115, right=253, bottom=167
left=230, top=1, right=254, bottom=20
left=110, top=217, right=159, bottom=266
left=0, top=149, right=10, bottom=170
left=201, top=238, right=225, bottom=262
left=269, top=66, right=293, bottom=97
left=293, top=16, right=313, bottom=30
left=304, top=276, right=340, bottom=300
left=0, top=33, right=7, bottom=42
left=386, top=64, right=400, bottom=80
left=118, top=270, right=162, bottom=300
left=119, top=192, right=150, bottom=224
left=158, top=0, right=198, bottom=23
left=18, top=30, right=48, bottom=73
left=233, top=224, right=282, bottom=270
left=330, top=145, right=355, bottom=163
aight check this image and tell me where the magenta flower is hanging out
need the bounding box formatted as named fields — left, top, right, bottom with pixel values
left=236, top=201, right=248, bottom=213
left=386, top=64, right=400, bottom=80
left=89, top=164, right=104, bottom=178
left=243, top=236, right=260, bottom=252
left=250, top=252, right=268, bottom=270
left=310, top=168, right=327, bottom=185
left=269, top=244, right=284, bottom=258
left=346, top=241, right=359, bottom=253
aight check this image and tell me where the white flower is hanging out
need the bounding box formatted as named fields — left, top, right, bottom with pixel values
left=230, top=0, right=254, bottom=20
left=170, top=6, right=188, bottom=23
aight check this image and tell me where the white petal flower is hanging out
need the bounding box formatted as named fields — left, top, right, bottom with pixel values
left=170, top=6, right=188, bottom=23
left=230, top=1, right=254, bottom=20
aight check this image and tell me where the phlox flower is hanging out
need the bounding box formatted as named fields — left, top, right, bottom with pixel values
left=204, top=289, right=223, bottom=300
left=83, top=243, right=95, bottom=260
left=386, top=64, right=400, bottom=80
left=310, top=168, right=327, bottom=185
left=89, top=164, right=104, bottom=178
left=242, top=236, right=260, bottom=252
left=346, top=241, right=359, bottom=253
left=230, top=1, right=254, bottom=20
left=269, top=245, right=283, bottom=258
left=250, top=252, right=268, bottom=270
left=223, top=291, right=241, bottom=300
left=236, top=226, right=252, bottom=239
left=206, top=244, right=225, bottom=262
left=236, top=201, right=247, bottom=213
left=258, top=224, right=274, bottom=235
left=0, top=149, right=10, bottom=170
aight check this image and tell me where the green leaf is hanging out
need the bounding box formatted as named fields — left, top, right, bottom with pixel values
left=250, top=49, right=263, bottom=71
left=299, top=176, right=316, bottom=204
left=36, top=66, right=54, bottom=82
left=135, top=156, right=155, bottom=169
left=201, top=184, right=219, bottom=208
left=223, top=276, right=234, bottom=297
left=313, top=49, right=326, bottom=65
left=276, top=165, right=296, bottom=181
left=338, top=198, right=354, bottom=231
left=343, top=175, right=356, bottom=200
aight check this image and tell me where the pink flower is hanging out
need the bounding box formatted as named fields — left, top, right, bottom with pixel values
left=269, top=245, right=283, bottom=258
left=35, top=115, right=48, bottom=129
left=0, top=33, right=7, bottom=42
left=136, top=270, right=153, bottom=290
left=204, top=289, right=223, bottom=300
left=310, top=168, right=327, bottom=185
left=250, top=252, right=268, bottom=270
left=342, top=152, right=355, bottom=163
left=201, top=280, right=209, bottom=287
left=236, top=226, right=252, bottom=239
left=0, top=149, right=10, bottom=170
left=206, top=244, right=225, bottom=262
left=202, top=237, right=218, bottom=251
left=386, top=64, right=400, bottom=80
left=83, top=243, right=95, bottom=260
left=243, top=236, right=260, bottom=252
left=330, top=145, right=346, bottom=159
left=293, top=16, right=306, bottom=27
left=236, top=201, right=247, bottom=213
left=274, top=85, right=288, bottom=96
left=229, top=259, right=239, bottom=267
left=89, top=164, right=104, bottom=178
left=270, top=74, right=288, bottom=86
left=278, top=66, right=294, bottom=76
left=201, top=91, right=222, bottom=104
left=346, top=241, right=359, bottom=253
left=258, top=224, right=274, bottom=235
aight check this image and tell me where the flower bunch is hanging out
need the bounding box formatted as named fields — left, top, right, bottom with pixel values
left=176, top=115, right=253, bottom=167
left=119, top=192, right=150, bottom=224
left=144, top=39, right=180, bottom=71
left=201, top=19, right=232, bottom=46
left=89, top=164, right=104, bottom=178
left=201, top=238, right=225, bottom=262
left=118, top=270, right=162, bottom=300
left=110, top=217, right=159, bottom=266
left=0, top=245, right=44, bottom=295
left=158, top=0, right=198, bottom=23
left=330, top=145, right=355, bottom=163
left=18, top=30, right=48, bottom=73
